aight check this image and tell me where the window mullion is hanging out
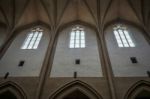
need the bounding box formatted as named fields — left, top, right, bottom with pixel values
left=117, top=30, right=124, bottom=47
left=27, top=31, right=34, bottom=49
left=33, top=31, right=39, bottom=48
left=114, top=25, right=135, bottom=48
left=69, top=27, right=85, bottom=48
left=21, top=33, right=30, bottom=49
left=79, top=30, right=81, bottom=48
left=21, top=28, right=43, bottom=49
left=74, top=30, right=76, bottom=48
left=122, top=29, right=130, bottom=47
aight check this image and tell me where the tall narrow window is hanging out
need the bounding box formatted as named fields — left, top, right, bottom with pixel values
left=113, top=25, right=135, bottom=47
left=69, top=26, right=85, bottom=48
left=21, top=27, right=43, bottom=49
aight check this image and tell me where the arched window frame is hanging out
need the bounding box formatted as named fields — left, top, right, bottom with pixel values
left=69, top=26, right=85, bottom=48
left=21, top=27, right=43, bottom=49
left=113, top=25, right=135, bottom=47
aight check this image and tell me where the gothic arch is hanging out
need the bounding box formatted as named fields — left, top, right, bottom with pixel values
left=0, top=21, right=51, bottom=59
left=53, top=20, right=99, bottom=50
left=49, top=80, right=103, bottom=99
left=54, top=20, right=99, bottom=50
left=57, top=20, right=98, bottom=36
left=104, top=18, right=144, bottom=33
left=50, top=20, right=103, bottom=77
left=104, top=18, right=150, bottom=42
left=10, top=21, right=51, bottom=44
left=0, top=81, right=27, bottom=99
left=13, top=21, right=51, bottom=36
left=124, top=80, right=150, bottom=99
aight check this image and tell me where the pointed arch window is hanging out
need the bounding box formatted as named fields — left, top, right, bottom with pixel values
left=69, top=26, right=85, bottom=48
left=21, top=27, right=43, bottom=49
left=113, top=25, right=135, bottom=47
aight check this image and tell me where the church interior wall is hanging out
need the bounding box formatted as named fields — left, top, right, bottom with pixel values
left=0, top=26, right=50, bottom=76
left=105, top=24, right=150, bottom=77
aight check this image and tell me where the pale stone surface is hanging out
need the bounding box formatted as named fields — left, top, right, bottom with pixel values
left=105, top=25, right=150, bottom=77
left=0, top=28, right=50, bottom=76
left=50, top=26, right=103, bottom=77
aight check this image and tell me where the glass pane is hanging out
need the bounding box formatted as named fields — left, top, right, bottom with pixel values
left=114, top=30, right=123, bottom=47
left=130, top=43, right=135, bottom=47
left=114, top=26, right=136, bottom=48
left=28, top=33, right=33, bottom=37
left=71, top=32, right=75, bottom=40
left=70, top=39, right=74, bottom=44
left=81, top=40, right=85, bottom=44
left=70, top=43, right=74, bottom=48
left=118, top=29, right=129, bottom=47
left=28, top=44, right=33, bottom=49
left=76, top=32, right=80, bottom=39
left=71, top=35, right=75, bottom=40
left=69, top=27, right=86, bottom=48
left=70, top=31, right=75, bottom=48
left=124, top=30, right=135, bottom=47
left=33, top=32, right=38, bottom=38
left=33, top=40, right=40, bottom=49
left=75, top=39, right=79, bottom=44
left=31, top=37, right=36, bottom=42
left=81, top=43, right=85, bottom=48
left=38, top=32, right=43, bottom=38
left=21, top=34, right=32, bottom=49
left=29, top=40, right=34, bottom=46
left=33, top=32, right=43, bottom=49
left=71, top=31, right=75, bottom=36
left=124, top=43, right=129, bottom=47
left=81, top=31, right=85, bottom=36
left=118, top=44, right=124, bottom=47
left=81, top=35, right=85, bottom=40
left=75, top=43, right=80, bottom=48
left=21, top=29, right=43, bottom=49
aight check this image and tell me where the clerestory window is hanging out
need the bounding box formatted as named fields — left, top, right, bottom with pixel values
left=21, top=27, right=43, bottom=49
left=113, top=25, right=135, bottom=47
left=69, top=26, right=85, bottom=48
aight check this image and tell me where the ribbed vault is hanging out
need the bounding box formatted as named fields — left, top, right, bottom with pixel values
left=0, top=0, right=150, bottom=33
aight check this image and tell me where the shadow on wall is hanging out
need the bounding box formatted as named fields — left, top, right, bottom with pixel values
left=124, top=80, right=150, bottom=99
left=0, top=81, right=27, bottom=99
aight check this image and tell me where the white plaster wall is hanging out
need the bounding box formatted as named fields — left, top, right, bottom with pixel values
left=50, top=26, right=102, bottom=77
left=105, top=25, right=150, bottom=77
left=0, top=27, right=50, bottom=77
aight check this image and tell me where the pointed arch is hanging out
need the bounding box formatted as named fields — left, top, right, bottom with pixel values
left=54, top=20, right=99, bottom=51
left=50, top=20, right=103, bottom=77
left=0, top=20, right=51, bottom=76
left=104, top=18, right=144, bottom=33
left=14, top=21, right=51, bottom=36
left=11, top=21, right=51, bottom=48
left=57, top=20, right=97, bottom=35
left=1, top=20, right=51, bottom=52
left=49, top=80, right=103, bottom=99
left=0, top=20, right=51, bottom=59
left=103, top=18, right=150, bottom=44
left=124, top=80, right=150, bottom=99
left=0, top=81, right=27, bottom=99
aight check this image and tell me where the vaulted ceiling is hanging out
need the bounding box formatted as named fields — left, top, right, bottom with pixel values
left=0, top=0, right=150, bottom=31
